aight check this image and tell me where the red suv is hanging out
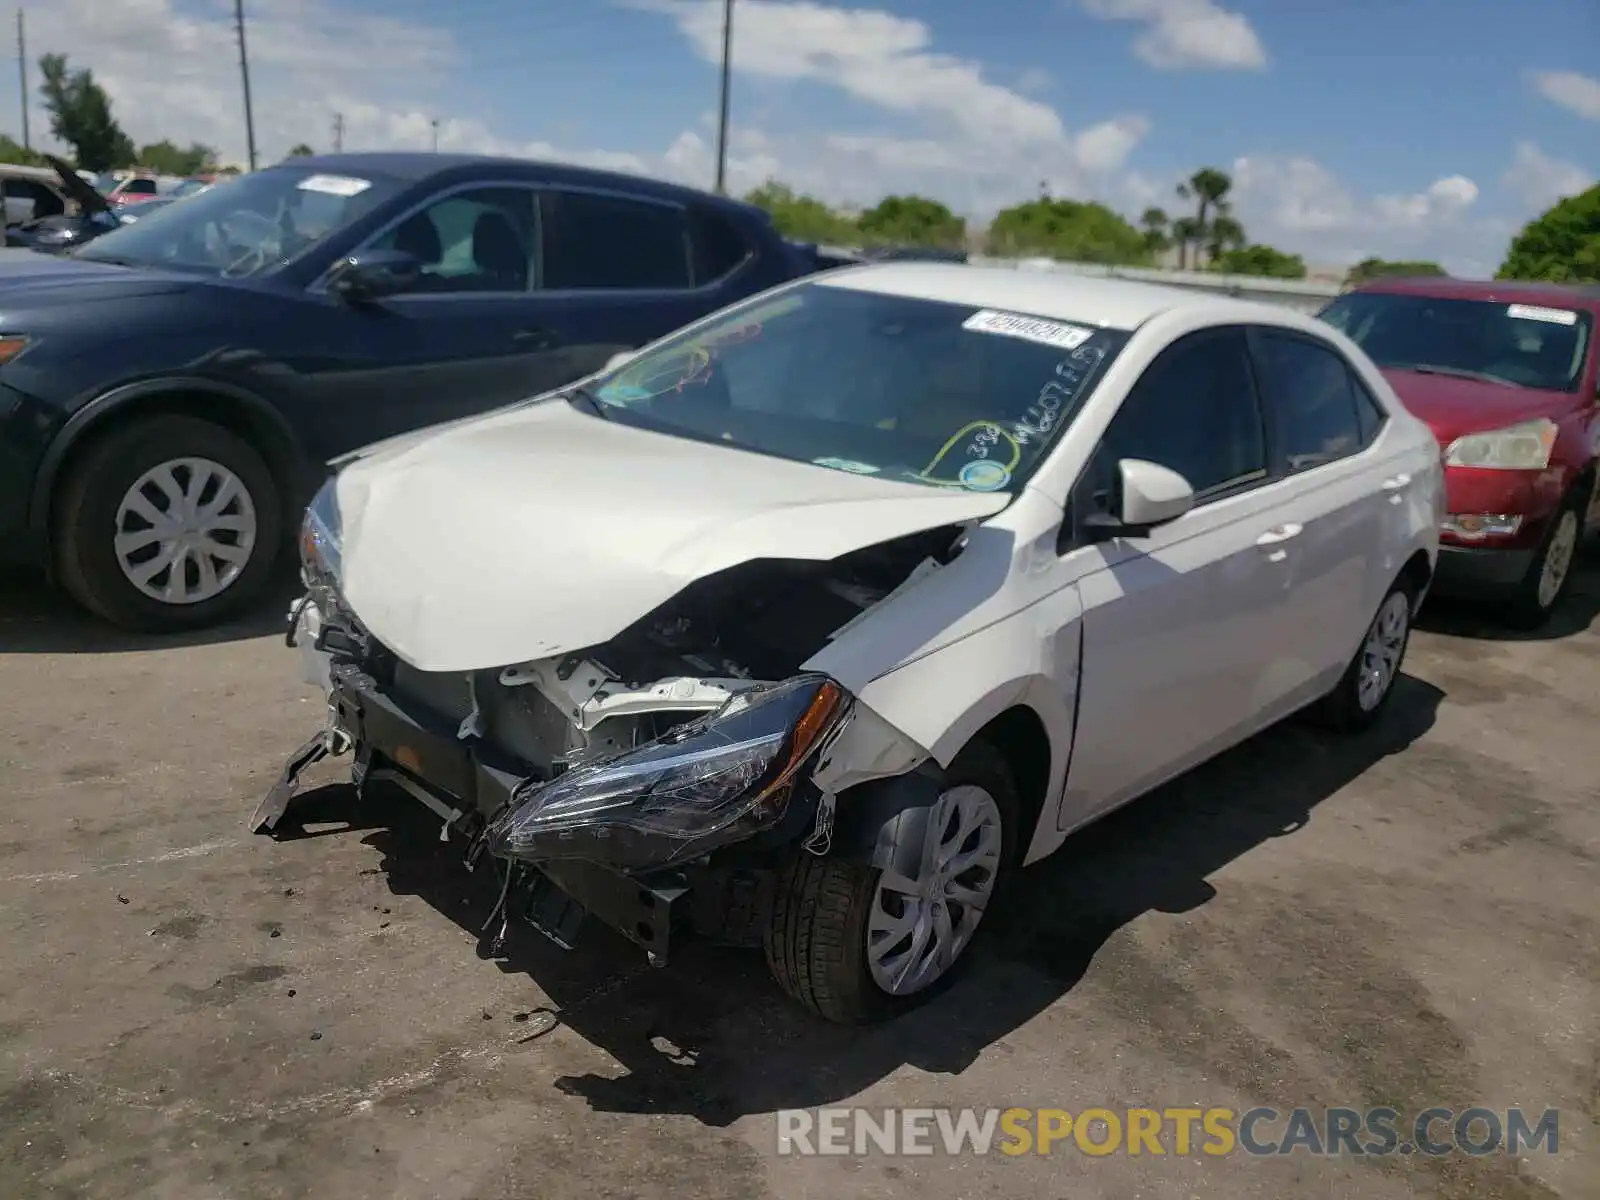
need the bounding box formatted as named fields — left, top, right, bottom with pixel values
left=1320, top=278, right=1597, bottom=628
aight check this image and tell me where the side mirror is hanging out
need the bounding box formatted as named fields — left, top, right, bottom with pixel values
left=1082, top=458, right=1194, bottom=540
left=327, top=249, right=422, bottom=302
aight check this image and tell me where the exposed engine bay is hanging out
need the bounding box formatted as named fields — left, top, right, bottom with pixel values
left=378, top=522, right=966, bottom=781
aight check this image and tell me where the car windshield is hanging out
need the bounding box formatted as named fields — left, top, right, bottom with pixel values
left=1320, top=291, right=1591, bottom=392
left=73, top=165, right=401, bottom=277
left=585, top=280, right=1130, bottom=492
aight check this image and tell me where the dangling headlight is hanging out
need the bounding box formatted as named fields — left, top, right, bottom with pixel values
left=487, top=674, right=851, bottom=870
left=299, top=476, right=343, bottom=589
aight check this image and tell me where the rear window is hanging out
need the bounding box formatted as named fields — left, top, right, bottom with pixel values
left=1319, top=291, right=1591, bottom=392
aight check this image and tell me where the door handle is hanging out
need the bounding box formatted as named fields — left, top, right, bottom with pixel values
left=1255, top=523, right=1303, bottom=547
left=1381, top=473, right=1411, bottom=505
left=512, top=326, right=559, bottom=349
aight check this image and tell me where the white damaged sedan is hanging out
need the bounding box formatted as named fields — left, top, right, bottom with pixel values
left=254, top=264, right=1442, bottom=1022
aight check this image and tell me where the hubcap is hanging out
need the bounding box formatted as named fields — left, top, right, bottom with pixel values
left=1536, top=510, right=1579, bottom=610
left=113, top=457, right=257, bottom=605
left=866, top=784, right=1003, bottom=997
left=1357, top=592, right=1409, bottom=712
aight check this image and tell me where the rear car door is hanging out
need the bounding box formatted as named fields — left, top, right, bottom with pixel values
left=1060, top=327, right=1302, bottom=827
left=1245, top=326, right=1399, bottom=698
left=518, top=187, right=744, bottom=381
left=301, top=183, right=568, bottom=455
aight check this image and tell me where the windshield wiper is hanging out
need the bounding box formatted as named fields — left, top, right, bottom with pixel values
left=565, top=384, right=611, bottom=420
left=1405, top=363, right=1523, bottom=388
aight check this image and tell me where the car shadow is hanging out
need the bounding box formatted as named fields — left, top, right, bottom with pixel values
left=278, top=673, right=1442, bottom=1127
left=1416, top=541, right=1600, bottom=643
left=0, top=569, right=299, bottom=654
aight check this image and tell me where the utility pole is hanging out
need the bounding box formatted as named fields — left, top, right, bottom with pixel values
left=233, top=0, right=257, bottom=170
left=332, top=111, right=344, bottom=153
left=16, top=9, right=27, bottom=151
left=430, top=118, right=438, bottom=152
left=713, top=0, right=733, bottom=194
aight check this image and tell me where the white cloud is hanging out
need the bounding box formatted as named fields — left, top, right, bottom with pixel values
left=1226, top=154, right=1506, bottom=272
left=1529, top=69, right=1600, bottom=121
left=1080, top=0, right=1267, bottom=70
left=1501, top=141, right=1594, bottom=211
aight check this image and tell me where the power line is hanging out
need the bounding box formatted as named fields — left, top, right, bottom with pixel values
left=233, top=0, right=257, bottom=170
left=15, top=9, right=27, bottom=151
left=713, top=0, right=733, bottom=194
left=332, top=111, right=344, bottom=152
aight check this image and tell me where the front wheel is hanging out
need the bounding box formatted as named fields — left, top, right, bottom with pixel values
left=1313, top=580, right=1415, bottom=733
left=763, top=741, right=1017, bottom=1023
left=1500, top=494, right=1584, bottom=630
left=53, top=414, right=283, bottom=632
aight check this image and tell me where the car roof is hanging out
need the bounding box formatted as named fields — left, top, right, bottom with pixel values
left=814, top=262, right=1307, bottom=332
left=278, top=151, right=768, bottom=222
left=1351, top=275, right=1600, bottom=307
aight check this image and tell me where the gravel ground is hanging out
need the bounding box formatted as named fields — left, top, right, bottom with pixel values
left=1, top=554, right=1596, bottom=1200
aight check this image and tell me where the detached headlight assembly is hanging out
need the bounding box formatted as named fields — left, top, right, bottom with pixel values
left=1444, top=418, right=1558, bottom=470
left=299, top=476, right=343, bottom=588
left=488, top=674, right=851, bottom=870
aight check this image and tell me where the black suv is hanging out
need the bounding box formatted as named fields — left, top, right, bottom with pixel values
left=0, top=153, right=814, bottom=631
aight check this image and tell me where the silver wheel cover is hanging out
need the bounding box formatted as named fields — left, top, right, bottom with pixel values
left=113, top=457, right=258, bottom=605
left=1357, top=591, right=1410, bottom=712
left=867, top=783, right=1004, bottom=997
left=1536, top=510, right=1579, bottom=611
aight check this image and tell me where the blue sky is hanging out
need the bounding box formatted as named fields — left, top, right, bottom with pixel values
left=12, top=0, right=1599, bottom=272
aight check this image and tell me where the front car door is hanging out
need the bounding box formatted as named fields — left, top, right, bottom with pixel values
left=1242, top=326, right=1402, bottom=703
left=1057, top=327, right=1302, bottom=829
left=298, top=183, right=570, bottom=457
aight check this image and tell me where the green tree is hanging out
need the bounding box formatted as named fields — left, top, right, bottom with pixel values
left=1175, top=166, right=1232, bottom=269
left=742, top=180, right=858, bottom=244
left=986, top=197, right=1151, bottom=265
left=0, top=133, right=45, bottom=165
left=1210, top=243, right=1308, bottom=279
left=1204, top=213, right=1247, bottom=263
left=1138, top=206, right=1170, bottom=257
left=37, top=53, right=134, bottom=172
left=1496, top=184, right=1600, bottom=284
left=857, top=194, right=964, bottom=248
left=137, top=139, right=216, bottom=175
left=285, top=143, right=315, bottom=159
left=1346, top=257, right=1447, bottom=285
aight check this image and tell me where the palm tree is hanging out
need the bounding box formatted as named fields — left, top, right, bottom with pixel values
left=1204, top=213, right=1246, bottom=265
left=1176, top=167, right=1233, bottom=269
left=285, top=143, right=315, bottom=158
left=1139, top=207, right=1170, bottom=259
left=1170, top=215, right=1204, bottom=270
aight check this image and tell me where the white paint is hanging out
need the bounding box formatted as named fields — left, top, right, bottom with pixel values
left=1, top=837, right=238, bottom=884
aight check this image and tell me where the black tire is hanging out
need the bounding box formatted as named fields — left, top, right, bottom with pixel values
left=1499, top=489, right=1586, bottom=631
left=53, top=414, right=282, bottom=632
left=763, top=739, right=1021, bottom=1023
left=1313, top=576, right=1417, bottom=734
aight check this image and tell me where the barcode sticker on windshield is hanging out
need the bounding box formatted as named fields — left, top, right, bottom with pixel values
left=297, top=174, right=372, bottom=197
left=1507, top=303, right=1577, bottom=326
left=963, top=309, right=1094, bottom=350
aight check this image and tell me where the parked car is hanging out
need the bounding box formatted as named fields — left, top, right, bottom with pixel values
left=0, top=152, right=818, bottom=632
left=4, top=155, right=126, bottom=254
left=104, top=173, right=185, bottom=206
left=1320, top=278, right=1598, bottom=627
left=0, top=163, right=73, bottom=227
left=252, top=265, right=1443, bottom=1022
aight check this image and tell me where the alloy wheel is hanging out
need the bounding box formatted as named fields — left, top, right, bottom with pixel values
left=866, top=783, right=1003, bottom=996
left=113, top=457, right=258, bottom=605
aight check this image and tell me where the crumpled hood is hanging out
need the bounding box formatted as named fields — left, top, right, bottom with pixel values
left=1382, top=368, right=1574, bottom=446
left=334, top=399, right=1009, bottom=673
